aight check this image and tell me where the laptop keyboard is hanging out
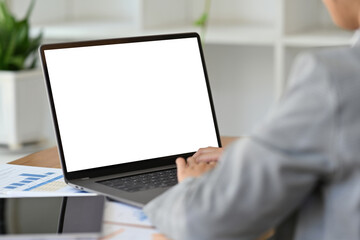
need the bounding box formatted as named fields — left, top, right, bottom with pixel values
left=98, top=168, right=178, bottom=193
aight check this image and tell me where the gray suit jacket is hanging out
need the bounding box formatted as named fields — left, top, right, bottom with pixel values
left=144, top=33, right=360, bottom=240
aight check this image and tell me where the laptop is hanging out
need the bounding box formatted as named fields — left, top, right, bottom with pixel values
left=39, top=32, right=221, bottom=208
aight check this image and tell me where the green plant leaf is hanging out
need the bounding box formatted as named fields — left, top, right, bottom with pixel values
left=0, top=1, right=10, bottom=23
left=15, top=20, right=30, bottom=53
left=8, top=55, right=25, bottom=70
left=25, top=0, right=35, bottom=21
left=0, top=42, right=3, bottom=69
left=3, top=32, right=17, bottom=68
left=0, top=2, right=15, bottom=30
left=0, top=0, right=42, bottom=70
left=194, top=13, right=208, bottom=27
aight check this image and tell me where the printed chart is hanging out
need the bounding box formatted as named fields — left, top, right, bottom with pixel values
left=0, top=164, right=95, bottom=197
left=3, top=171, right=64, bottom=191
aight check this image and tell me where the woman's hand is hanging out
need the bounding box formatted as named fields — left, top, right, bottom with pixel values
left=192, top=147, right=224, bottom=163
left=176, top=147, right=223, bottom=183
left=176, top=157, right=216, bottom=182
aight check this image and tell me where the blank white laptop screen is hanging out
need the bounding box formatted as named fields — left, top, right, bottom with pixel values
left=44, top=37, right=218, bottom=172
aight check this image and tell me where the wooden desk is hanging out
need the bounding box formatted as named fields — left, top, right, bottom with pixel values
left=9, top=136, right=272, bottom=240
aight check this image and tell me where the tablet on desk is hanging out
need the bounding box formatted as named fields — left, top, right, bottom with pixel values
left=0, top=196, right=104, bottom=239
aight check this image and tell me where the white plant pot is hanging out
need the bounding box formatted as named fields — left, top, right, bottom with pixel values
left=0, top=69, right=48, bottom=150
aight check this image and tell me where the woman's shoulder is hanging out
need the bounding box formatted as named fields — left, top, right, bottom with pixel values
left=290, top=46, right=360, bottom=85
left=305, top=45, right=360, bottom=71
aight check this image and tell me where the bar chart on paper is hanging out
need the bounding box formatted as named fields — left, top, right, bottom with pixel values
left=0, top=164, right=95, bottom=197
left=3, top=171, right=64, bottom=192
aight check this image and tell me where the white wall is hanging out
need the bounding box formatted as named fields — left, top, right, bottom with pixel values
left=204, top=44, right=275, bottom=136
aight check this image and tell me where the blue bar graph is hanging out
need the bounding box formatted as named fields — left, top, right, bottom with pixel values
left=20, top=180, right=32, bottom=183
left=10, top=183, right=24, bottom=186
left=26, top=177, right=40, bottom=180
left=3, top=171, right=58, bottom=191
left=20, top=173, right=47, bottom=178
left=24, top=175, right=62, bottom=191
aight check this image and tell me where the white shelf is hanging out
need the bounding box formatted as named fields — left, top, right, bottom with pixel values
left=34, top=20, right=139, bottom=40
left=143, top=23, right=276, bottom=45
left=34, top=20, right=276, bottom=46
left=205, top=23, right=276, bottom=45
left=283, top=28, right=353, bottom=47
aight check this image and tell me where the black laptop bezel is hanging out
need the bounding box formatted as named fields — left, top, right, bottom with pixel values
left=39, top=32, right=222, bottom=181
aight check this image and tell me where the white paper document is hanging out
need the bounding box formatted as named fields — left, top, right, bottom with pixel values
left=0, top=164, right=96, bottom=197
left=101, top=200, right=161, bottom=240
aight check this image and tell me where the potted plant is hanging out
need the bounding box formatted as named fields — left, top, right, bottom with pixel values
left=0, top=0, right=46, bottom=150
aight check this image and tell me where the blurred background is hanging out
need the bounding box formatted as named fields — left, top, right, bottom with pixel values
left=0, top=0, right=354, bottom=163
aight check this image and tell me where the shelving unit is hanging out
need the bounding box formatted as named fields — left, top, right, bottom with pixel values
left=9, top=0, right=354, bottom=136
left=283, top=29, right=353, bottom=47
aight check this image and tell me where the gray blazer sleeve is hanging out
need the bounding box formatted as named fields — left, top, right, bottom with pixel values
left=143, top=53, right=337, bottom=240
